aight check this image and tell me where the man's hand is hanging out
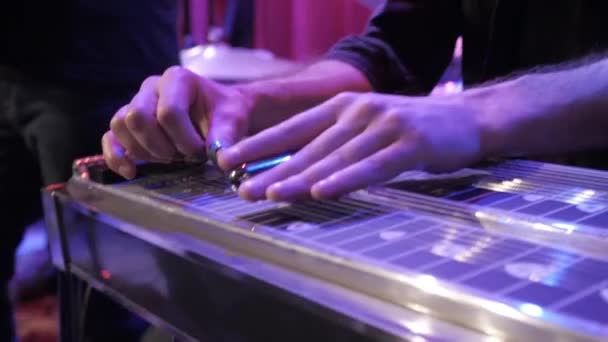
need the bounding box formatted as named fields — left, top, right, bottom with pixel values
left=102, top=60, right=373, bottom=179
left=219, top=91, right=486, bottom=201
left=102, top=66, right=252, bottom=179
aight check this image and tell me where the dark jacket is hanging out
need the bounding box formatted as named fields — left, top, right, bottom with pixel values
left=328, top=0, right=608, bottom=94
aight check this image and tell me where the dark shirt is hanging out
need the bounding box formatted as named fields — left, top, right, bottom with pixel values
left=327, top=0, right=608, bottom=94
left=0, top=1, right=179, bottom=87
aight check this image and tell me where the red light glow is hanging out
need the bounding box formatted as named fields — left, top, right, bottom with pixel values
left=100, top=269, right=112, bottom=280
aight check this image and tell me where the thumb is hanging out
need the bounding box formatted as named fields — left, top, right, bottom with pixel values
left=102, top=131, right=136, bottom=179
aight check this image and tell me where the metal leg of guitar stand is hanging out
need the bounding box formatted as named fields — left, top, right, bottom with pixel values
left=59, top=271, right=82, bottom=342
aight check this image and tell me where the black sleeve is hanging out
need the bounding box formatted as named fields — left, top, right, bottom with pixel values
left=325, top=0, right=462, bottom=94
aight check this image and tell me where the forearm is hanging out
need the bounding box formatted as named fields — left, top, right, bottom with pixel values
left=472, top=57, right=608, bottom=158
left=236, top=60, right=372, bottom=134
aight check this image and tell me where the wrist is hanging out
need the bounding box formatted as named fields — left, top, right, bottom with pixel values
left=464, top=77, right=528, bottom=159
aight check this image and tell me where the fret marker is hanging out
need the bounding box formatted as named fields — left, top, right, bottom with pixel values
left=431, top=242, right=468, bottom=258
left=379, top=230, right=406, bottom=241
left=285, top=222, right=318, bottom=232
left=576, top=203, right=605, bottom=213
left=601, top=288, right=608, bottom=304
left=523, top=194, right=544, bottom=202
left=505, top=262, right=555, bottom=282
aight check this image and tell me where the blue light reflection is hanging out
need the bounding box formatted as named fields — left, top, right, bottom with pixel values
left=519, top=303, right=544, bottom=317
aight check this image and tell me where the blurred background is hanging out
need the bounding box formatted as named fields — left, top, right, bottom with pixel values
left=181, top=0, right=371, bottom=59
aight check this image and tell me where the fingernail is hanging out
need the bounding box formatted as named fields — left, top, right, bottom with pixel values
left=266, top=182, right=284, bottom=201
left=239, top=180, right=263, bottom=200
left=311, top=180, right=330, bottom=199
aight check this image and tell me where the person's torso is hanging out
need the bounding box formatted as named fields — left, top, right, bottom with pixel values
left=461, top=0, right=608, bottom=85
left=0, top=1, right=180, bottom=86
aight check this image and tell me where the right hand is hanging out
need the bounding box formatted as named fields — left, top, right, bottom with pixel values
left=102, top=66, right=253, bottom=179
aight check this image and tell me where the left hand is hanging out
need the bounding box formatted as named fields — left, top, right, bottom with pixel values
left=218, top=91, right=486, bottom=201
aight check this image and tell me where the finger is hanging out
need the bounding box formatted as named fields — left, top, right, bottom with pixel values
left=110, top=105, right=158, bottom=161
left=156, top=67, right=206, bottom=158
left=311, top=141, right=420, bottom=199
left=266, top=128, right=397, bottom=201
left=205, top=109, right=246, bottom=168
left=238, top=121, right=364, bottom=201
left=102, top=131, right=136, bottom=179
left=125, top=76, right=178, bottom=160
left=204, top=86, right=251, bottom=164
left=219, top=99, right=343, bottom=170
left=264, top=181, right=314, bottom=202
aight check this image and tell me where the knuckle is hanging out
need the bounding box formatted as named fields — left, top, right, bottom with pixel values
left=362, top=95, right=383, bottom=113
left=378, top=110, right=407, bottom=135
left=156, top=104, right=181, bottom=127
left=338, top=91, right=355, bottom=98
left=332, top=91, right=355, bottom=105
left=101, top=131, right=113, bottom=145
left=109, top=105, right=129, bottom=131
left=382, top=109, right=402, bottom=126
left=109, top=116, right=124, bottom=132
left=401, top=118, right=427, bottom=145
left=163, top=65, right=191, bottom=82
left=333, top=122, right=360, bottom=137
left=353, top=92, right=374, bottom=105
left=141, top=75, right=160, bottom=89
left=339, top=94, right=381, bottom=124
left=163, top=65, right=182, bottom=76
left=396, top=126, right=426, bottom=152
left=342, top=103, right=372, bottom=124
left=101, top=132, right=111, bottom=152
left=124, top=108, right=147, bottom=131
